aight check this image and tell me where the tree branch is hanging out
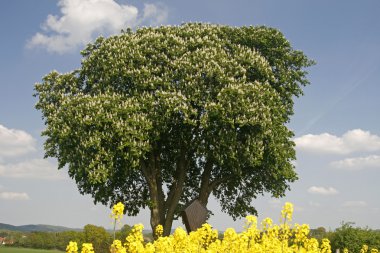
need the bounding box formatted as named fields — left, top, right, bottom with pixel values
left=208, top=175, right=233, bottom=193
left=198, top=157, right=213, bottom=206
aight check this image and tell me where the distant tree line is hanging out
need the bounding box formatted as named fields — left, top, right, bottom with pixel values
left=0, top=224, right=132, bottom=252
left=310, top=222, right=380, bottom=252
left=1, top=222, right=380, bottom=252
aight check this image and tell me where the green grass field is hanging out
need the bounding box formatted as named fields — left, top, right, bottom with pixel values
left=0, top=247, right=63, bottom=253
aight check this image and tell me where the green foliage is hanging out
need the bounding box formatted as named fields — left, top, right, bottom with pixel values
left=5, top=229, right=83, bottom=251
left=309, top=227, right=328, bottom=242
left=83, top=224, right=111, bottom=253
left=1, top=223, right=130, bottom=252
left=54, top=231, right=84, bottom=251
left=35, top=23, right=313, bottom=233
left=114, top=225, right=132, bottom=241
left=329, top=222, right=380, bottom=252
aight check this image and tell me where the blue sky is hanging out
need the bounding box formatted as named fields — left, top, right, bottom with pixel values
left=1, top=0, right=380, bottom=231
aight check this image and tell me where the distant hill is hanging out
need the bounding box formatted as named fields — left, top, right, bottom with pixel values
left=0, top=223, right=81, bottom=232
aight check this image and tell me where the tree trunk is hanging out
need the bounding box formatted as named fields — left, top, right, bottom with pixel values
left=141, top=152, right=165, bottom=235
left=141, top=147, right=188, bottom=236
left=162, top=146, right=187, bottom=235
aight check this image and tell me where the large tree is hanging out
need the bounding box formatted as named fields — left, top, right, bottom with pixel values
left=35, top=23, right=313, bottom=235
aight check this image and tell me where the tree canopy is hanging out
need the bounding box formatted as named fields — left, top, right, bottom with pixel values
left=35, top=23, right=314, bottom=235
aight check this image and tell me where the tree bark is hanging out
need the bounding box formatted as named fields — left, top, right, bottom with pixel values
left=162, top=146, right=188, bottom=235
left=141, top=152, right=165, bottom=234
left=198, top=158, right=213, bottom=206
left=141, top=146, right=188, bottom=236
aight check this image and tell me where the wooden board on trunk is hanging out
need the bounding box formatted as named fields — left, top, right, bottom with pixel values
left=181, top=199, right=208, bottom=233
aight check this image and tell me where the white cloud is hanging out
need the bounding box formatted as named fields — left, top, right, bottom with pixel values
left=307, top=186, right=339, bottom=195
left=0, top=124, right=36, bottom=158
left=0, top=159, right=65, bottom=180
left=295, top=133, right=344, bottom=154
left=27, top=0, right=168, bottom=53
left=330, top=155, right=380, bottom=170
left=0, top=192, right=30, bottom=200
left=343, top=201, right=367, bottom=208
left=294, top=129, right=380, bottom=155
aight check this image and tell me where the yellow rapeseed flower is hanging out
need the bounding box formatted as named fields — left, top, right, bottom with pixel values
left=110, top=240, right=126, bottom=253
left=70, top=201, right=379, bottom=253
left=294, top=223, right=310, bottom=244
left=281, top=202, right=293, bottom=222
left=155, top=224, right=163, bottom=238
left=320, top=238, right=332, bottom=253
left=111, top=202, right=125, bottom=240
left=111, top=202, right=124, bottom=221
left=262, top=217, right=273, bottom=230
left=66, top=241, right=78, bottom=253
left=81, top=243, right=95, bottom=253
left=361, top=245, right=369, bottom=253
